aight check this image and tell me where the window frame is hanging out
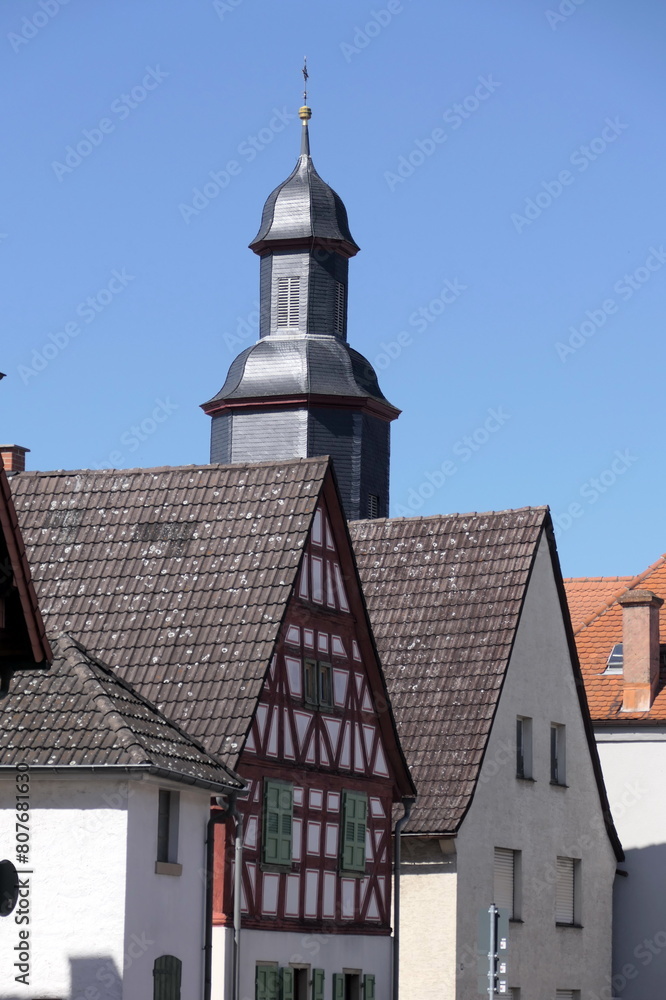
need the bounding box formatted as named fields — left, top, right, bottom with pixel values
left=555, top=856, right=581, bottom=927
left=156, top=789, right=180, bottom=865
left=550, top=723, right=567, bottom=786
left=262, top=779, right=294, bottom=868
left=303, top=658, right=332, bottom=711
left=515, top=716, right=533, bottom=780
left=493, top=846, right=522, bottom=921
left=340, top=790, right=368, bottom=874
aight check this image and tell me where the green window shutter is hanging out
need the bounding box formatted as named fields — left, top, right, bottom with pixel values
left=341, top=791, right=368, bottom=872
left=256, top=966, right=279, bottom=1000
left=280, top=967, right=295, bottom=1000
left=363, top=974, right=376, bottom=1000
left=153, top=955, right=182, bottom=1000
left=312, top=968, right=325, bottom=1000
left=332, top=973, right=345, bottom=1000
left=318, top=662, right=332, bottom=708
left=263, top=780, right=293, bottom=866
left=304, top=659, right=318, bottom=706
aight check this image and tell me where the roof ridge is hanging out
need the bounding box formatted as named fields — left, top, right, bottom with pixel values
left=13, top=456, right=330, bottom=479
left=573, top=553, right=666, bottom=634
left=59, top=637, right=151, bottom=766
left=350, top=505, right=550, bottom=527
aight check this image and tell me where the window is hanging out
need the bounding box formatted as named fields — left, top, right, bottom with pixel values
left=333, top=972, right=373, bottom=1000
left=334, top=281, right=346, bottom=337
left=153, top=955, right=182, bottom=1000
left=493, top=848, right=521, bottom=919
left=516, top=717, right=532, bottom=779
left=605, top=643, right=623, bottom=673
left=304, top=659, right=332, bottom=709
left=341, top=791, right=367, bottom=873
left=556, top=857, right=581, bottom=926
left=156, top=790, right=180, bottom=870
left=556, top=991, right=580, bottom=1000
left=255, top=964, right=279, bottom=1000
left=277, top=276, right=300, bottom=327
left=263, top=780, right=293, bottom=866
left=367, top=494, right=380, bottom=520
left=550, top=724, right=566, bottom=785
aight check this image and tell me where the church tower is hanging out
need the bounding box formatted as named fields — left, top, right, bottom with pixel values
left=202, top=100, right=399, bottom=520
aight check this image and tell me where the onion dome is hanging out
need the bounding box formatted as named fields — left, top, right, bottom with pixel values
left=249, top=107, right=360, bottom=258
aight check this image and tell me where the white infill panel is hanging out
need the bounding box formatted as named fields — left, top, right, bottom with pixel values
left=262, top=873, right=279, bottom=916
left=556, top=858, right=575, bottom=923
left=322, top=871, right=336, bottom=919
left=493, top=848, right=514, bottom=913
left=285, top=874, right=300, bottom=918
left=311, top=556, right=323, bottom=602
left=285, top=656, right=302, bottom=697
left=341, top=878, right=355, bottom=918
left=305, top=870, right=319, bottom=918
left=325, top=823, right=338, bottom=858
left=307, top=822, right=321, bottom=855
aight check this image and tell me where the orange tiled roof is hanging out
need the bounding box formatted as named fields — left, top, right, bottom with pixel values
left=564, top=555, right=666, bottom=723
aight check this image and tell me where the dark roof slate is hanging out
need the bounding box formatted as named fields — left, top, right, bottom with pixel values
left=349, top=508, right=549, bottom=834
left=0, top=633, right=243, bottom=789
left=10, top=459, right=328, bottom=763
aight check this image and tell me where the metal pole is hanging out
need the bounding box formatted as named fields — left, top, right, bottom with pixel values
left=487, top=904, right=497, bottom=1000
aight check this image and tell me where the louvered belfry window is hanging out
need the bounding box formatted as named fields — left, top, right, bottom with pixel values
left=153, top=955, right=182, bottom=1000
left=556, top=857, right=577, bottom=924
left=493, top=848, right=517, bottom=917
left=263, top=780, right=293, bottom=866
left=334, top=281, right=345, bottom=336
left=277, top=276, right=300, bottom=327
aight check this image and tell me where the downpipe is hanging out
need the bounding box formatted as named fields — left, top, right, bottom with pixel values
left=393, top=797, right=414, bottom=1000
left=204, top=792, right=244, bottom=1000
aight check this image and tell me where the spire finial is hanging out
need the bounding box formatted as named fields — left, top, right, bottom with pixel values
left=299, top=58, right=312, bottom=157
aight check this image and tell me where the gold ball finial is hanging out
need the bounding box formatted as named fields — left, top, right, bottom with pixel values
left=299, top=106, right=312, bottom=121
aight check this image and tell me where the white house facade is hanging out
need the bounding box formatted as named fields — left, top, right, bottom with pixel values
left=352, top=510, right=622, bottom=1000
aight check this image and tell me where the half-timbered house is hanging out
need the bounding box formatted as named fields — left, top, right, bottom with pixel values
left=9, top=456, right=415, bottom=1000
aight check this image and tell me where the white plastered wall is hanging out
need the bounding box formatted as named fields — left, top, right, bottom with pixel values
left=398, top=838, right=457, bottom=1000
left=595, top=734, right=666, bottom=1000
left=0, top=774, right=128, bottom=999
left=455, top=532, right=617, bottom=1000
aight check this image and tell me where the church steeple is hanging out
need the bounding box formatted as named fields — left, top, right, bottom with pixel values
left=202, top=88, right=399, bottom=521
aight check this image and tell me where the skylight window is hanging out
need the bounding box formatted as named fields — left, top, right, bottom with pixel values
left=605, top=644, right=623, bottom=674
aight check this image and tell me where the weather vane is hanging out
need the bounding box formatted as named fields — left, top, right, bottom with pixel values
left=302, top=57, right=309, bottom=105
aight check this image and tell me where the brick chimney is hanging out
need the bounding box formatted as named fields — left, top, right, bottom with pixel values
left=618, top=589, right=664, bottom=712
left=0, top=445, right=29, bottom=475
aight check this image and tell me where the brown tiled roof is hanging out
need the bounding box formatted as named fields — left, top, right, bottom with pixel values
left=350, top=508, right=548, bottom=834
left=565, top=555, right=666, bottom=722
left=0, top=633, right=243, bottom=789
left=10, top=460, right=327, bottom=761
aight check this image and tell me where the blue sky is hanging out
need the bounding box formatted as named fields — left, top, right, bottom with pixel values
left=2, top=0, right=665, bottom=578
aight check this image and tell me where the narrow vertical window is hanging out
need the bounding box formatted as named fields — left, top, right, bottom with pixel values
left=367, top=494, right=380, bottom=520
left=334, top=281, right=345, bottom=337
left=277, top=276, right=300, bottom=327
left=493, top=847, right=521, bottom=919
left=263, top=780, right=293, bottom=866
left=156, top=790, right=179, bottom=864
left=556, top=857, right=581, bottom=925
left=341, top=791, right=367, bottom=872
left=516, top=716, right=532, bottom=779
left=551, top=723, right=566, bottom=785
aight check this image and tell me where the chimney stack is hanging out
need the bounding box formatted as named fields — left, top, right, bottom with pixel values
left=0, top=445, right=29, bottom=475
left=618, top=589, right=663, bottom=712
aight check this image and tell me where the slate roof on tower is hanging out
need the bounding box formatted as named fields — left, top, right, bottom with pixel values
left=249, top=111, right=359, bottom=257
left=350, top=507, right=620, bottom=855
left=10, top=459, right=328, bottom=762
